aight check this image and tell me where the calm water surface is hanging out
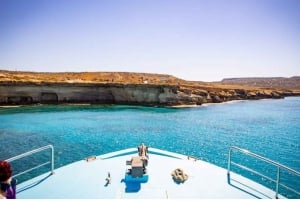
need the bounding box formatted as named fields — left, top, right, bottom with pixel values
left=0, top=97, right=299, bottom=198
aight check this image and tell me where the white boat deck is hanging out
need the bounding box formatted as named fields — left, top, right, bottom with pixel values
left=17, top=148, right=284, bottom=199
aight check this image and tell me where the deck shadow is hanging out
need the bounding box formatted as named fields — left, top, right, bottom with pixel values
left=17, top=173, right=52, bottom=194
left=227, top=173, right=272, bottom=199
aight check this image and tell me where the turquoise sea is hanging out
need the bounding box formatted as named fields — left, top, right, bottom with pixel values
left=0, top=97, right=299, bottom=198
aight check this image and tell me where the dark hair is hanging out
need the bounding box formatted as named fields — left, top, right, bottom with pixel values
left=0, top=161, right=12, bottom=182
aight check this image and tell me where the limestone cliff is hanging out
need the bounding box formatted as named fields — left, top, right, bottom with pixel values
left=0, top=81, right=298, bottom=106
left=0, top=71, right=299, bottom=106
left=0, top=82, right=183, bottom=106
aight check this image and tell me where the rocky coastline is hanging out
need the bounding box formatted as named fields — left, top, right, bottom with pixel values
left=0, top=71, right=299, bottom=106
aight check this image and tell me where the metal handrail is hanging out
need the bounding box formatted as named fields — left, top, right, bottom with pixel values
left=227, top=146, right=300, bottom=199
left=5, top=145, right=54, bottom=179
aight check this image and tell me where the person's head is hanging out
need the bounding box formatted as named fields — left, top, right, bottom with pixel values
left=0, top=161, right=12, bottom=183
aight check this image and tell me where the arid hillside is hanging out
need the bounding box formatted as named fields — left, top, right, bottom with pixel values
left=220, top=77, right=300, bottom=90
left=2, top=70, right=299, bottom=91
left=0, top=70, right=187, bottom=85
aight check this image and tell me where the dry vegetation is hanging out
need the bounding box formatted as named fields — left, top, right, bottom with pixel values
left=0, top=70, right=299, bottom=93
left=0, top=70, right=185, bottom=84
left=220, top=77, right=300, bottom=90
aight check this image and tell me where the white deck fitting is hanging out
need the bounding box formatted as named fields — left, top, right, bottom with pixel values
left=16, top=148, right=284, bottom=199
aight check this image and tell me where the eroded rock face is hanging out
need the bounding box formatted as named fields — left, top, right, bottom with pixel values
left=0, top=82, right=296, bottom=106
left=0, top=83, right=184, bottom=106
left=41, top=92, right=58, bottom=104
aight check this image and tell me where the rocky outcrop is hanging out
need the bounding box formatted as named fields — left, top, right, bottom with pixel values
left=0, top=81, right=297, bottom=106
left=176, top=86, right=300, bottom=105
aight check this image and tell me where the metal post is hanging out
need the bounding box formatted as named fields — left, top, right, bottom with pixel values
left=275, top=167, right=280, bottom=199
left=227, top=148, right=232, bottom=175
left=50, top=145, right=55, bottom=175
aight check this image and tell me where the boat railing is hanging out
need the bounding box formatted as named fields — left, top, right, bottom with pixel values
left=5, top=145, right=54, bottom=179
left=227, top=146, right=300, bottom=199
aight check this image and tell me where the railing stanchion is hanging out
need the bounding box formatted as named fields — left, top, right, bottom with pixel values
left=227, top=148, right=232, bottom=175
left=51, top=145, right=55, bottom=175
left=275, top=166, right=280, bottom=199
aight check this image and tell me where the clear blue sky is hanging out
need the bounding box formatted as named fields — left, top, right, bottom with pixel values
left=0, top=0, right=299, bottom=81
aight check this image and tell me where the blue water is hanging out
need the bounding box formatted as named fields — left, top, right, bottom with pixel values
left=0, top=97, right=299, bottom=198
